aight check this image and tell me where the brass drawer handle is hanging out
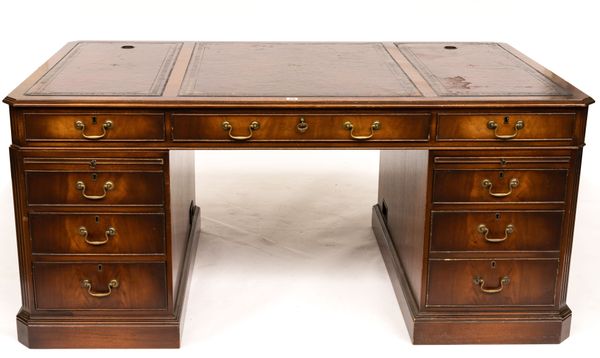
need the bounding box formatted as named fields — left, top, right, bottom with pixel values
left=74, top=120, right=113, bottom=140
left=343, top=121, right=381, bottom=140
left=222, top=121, right=260, bottom=140
left=81, top=279, right=119, bottom=298
left=487, top=120, right=524, bottom=139
left=79, top=226, right=116, bottom=246
left=481, top=178, right=519, bottom=197
left=477, top=224, right=514, bottom=243
left=473, top=276, right=510, bottom=294
left=75, top=180, right=114, bottom=200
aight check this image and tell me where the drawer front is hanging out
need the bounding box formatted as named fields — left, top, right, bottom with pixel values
left=436, top=113, right=576, bottom=141
left=432, top=169, right=567, bottom=204
left=430, top=211, right=563, bottom=252
left=427, top=259, right=558, bottom=307
left=26, top=171, right=164, bottom=206
left=24, top=112, right=165, bottom=141
left=171, top=113, right=431, bottom=142
left=30, top=213, right=165, bottom=254
left=33, top=262, right=167, bottom=310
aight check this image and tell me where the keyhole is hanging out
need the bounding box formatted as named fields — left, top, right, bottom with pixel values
left=98, top=264, right=103, bottom=272
left=495, top=213, right=501, bottom=220
left=499, top=171, right=504, bottom=179
left=490, top=261, right=496, bottom=269
left=503, top=116, right=510, bottom=124
left=92, top=116, right=97, bottom=124
left=95, top=215, right=100, bottom=224
left=91, top=173, right=98, bottom=181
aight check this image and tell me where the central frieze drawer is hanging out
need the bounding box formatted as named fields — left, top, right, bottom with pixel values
left=26, top=171, right=164, bottom=206
left=427, top=259, right=558, bottom=307
left=30, top=213, right=166, bottom=254
left=430, top=211, right=563, bottom=252
left=33, top=262, right=168, bottom=310
left=170, top=113, right=431, bottom=141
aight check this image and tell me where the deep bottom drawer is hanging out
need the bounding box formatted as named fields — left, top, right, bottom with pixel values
left=33, top=262, right=167, bottom=310
left=427, top=259, right=558, bottom=307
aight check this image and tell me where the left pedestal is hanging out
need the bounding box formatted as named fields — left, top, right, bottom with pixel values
left=10, top=147, right=199, bottom=348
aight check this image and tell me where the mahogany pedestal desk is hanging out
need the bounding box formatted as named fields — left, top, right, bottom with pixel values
left=4, top=42, right=593, bottom=348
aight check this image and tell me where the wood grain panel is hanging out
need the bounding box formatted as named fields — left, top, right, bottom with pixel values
left=430, top=211, right=563, bottom=252
left=24, top=112, right=165, bottom=141
left=437, top=113, right=575, bottom=141
left=30, top=213, right=165, bottom=254
left=26, top=171, right=164, bottom=206
left=378, top=150, right=429, bottom=306
left=432, top=169, right=568, bottom=204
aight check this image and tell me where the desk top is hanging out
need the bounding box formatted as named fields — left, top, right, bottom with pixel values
left=4, top=41, right=592, bottom=108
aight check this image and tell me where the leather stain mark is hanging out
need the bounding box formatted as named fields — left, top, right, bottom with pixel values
left=444, top=76, right=472, bottom=89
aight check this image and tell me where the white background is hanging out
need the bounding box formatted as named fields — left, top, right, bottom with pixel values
left=0, top=1, right=599, bottom=357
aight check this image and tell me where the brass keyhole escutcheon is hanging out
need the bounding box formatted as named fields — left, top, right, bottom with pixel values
left=296, top=117, right=309, bottom=133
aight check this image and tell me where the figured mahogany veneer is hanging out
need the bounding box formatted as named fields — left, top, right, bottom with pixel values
left=432, top=169, right=568, bottom=204
left=24, top=112, right=165, bottom=142
left=171, top=113, right=431, bottom=142
left=30, top=213, right=166, bottom=255
left=430, top=211, right=563, bottom=252
left=3, top=41, right=593, bottom=347
left=436, top=113, right=577, bottom=142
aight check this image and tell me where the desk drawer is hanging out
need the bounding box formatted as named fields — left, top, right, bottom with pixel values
left=26, top=171, right=164, bottom=206
left=33, top=262, right=167, bottom=310
left=24, top=112, right=165, bottom=142
left=30, top=213, right=165, bottom=254
left=432, top=169, right=567, bottom=204
left=436, top=113, right=576, bottom=141
left=427, top=259, right=558, bottom=307
left=430, top=211, right=563, bottom=252
left=171, top=113, right=431, bottom=142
